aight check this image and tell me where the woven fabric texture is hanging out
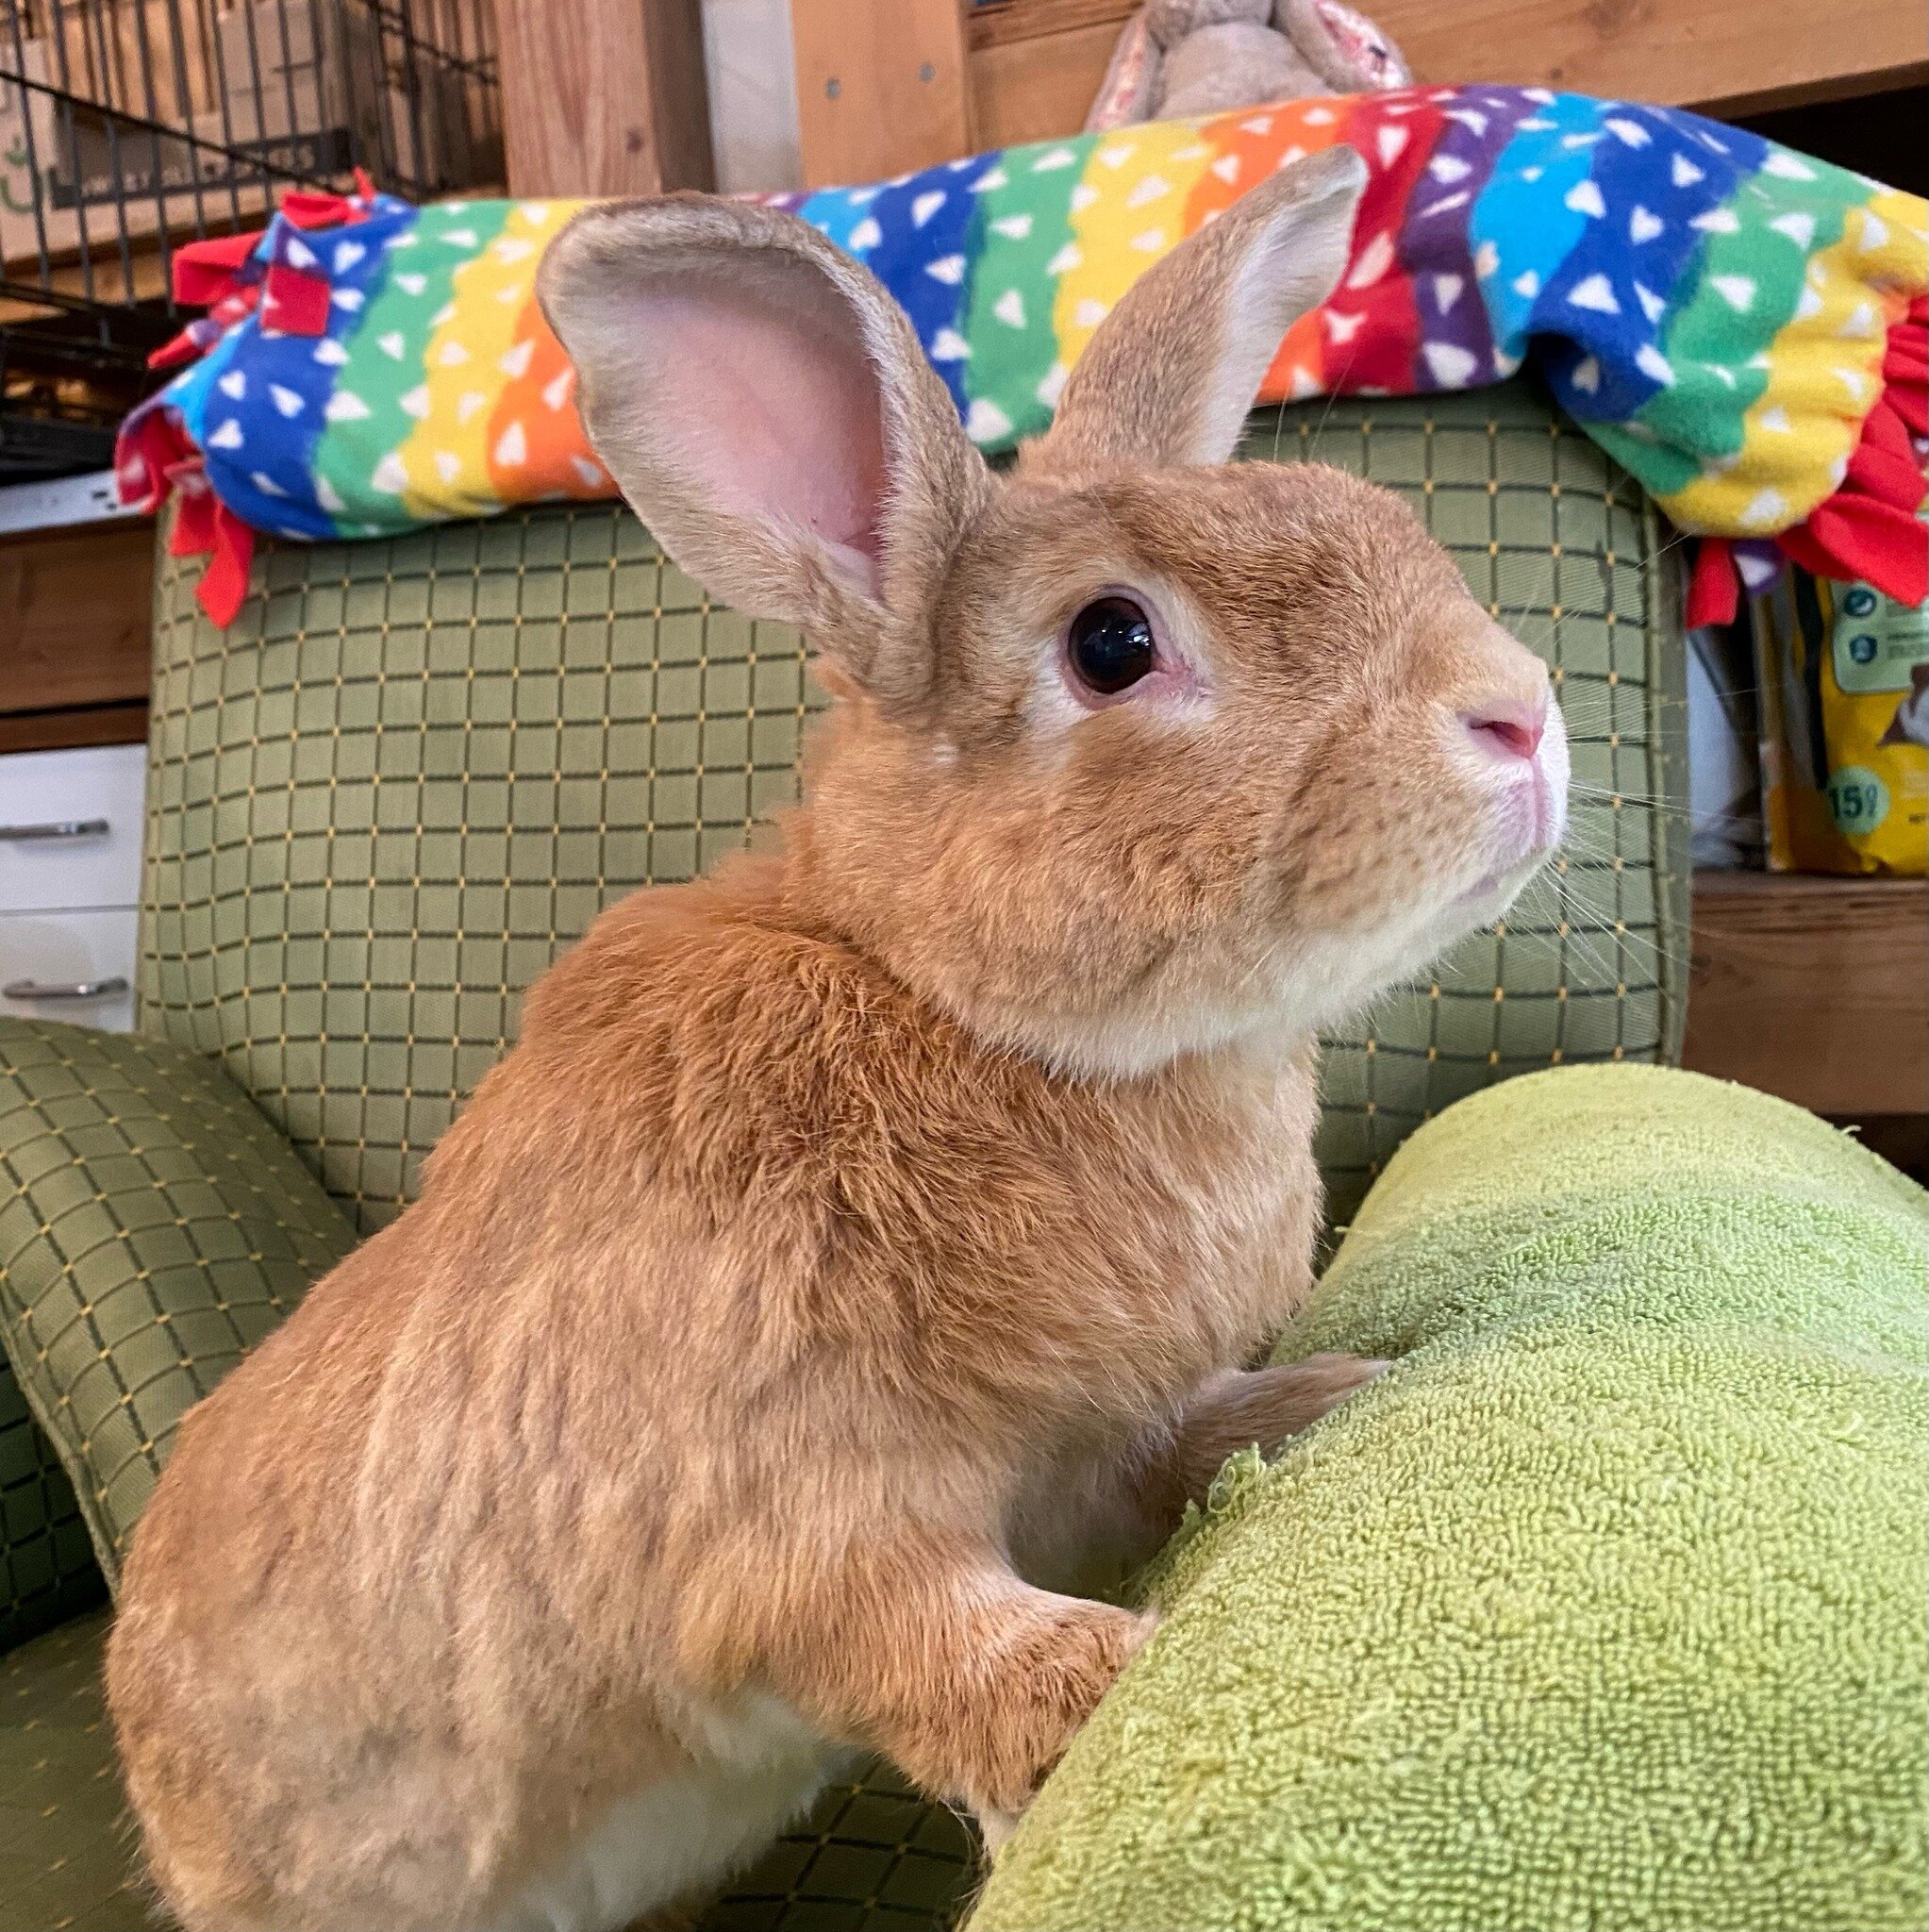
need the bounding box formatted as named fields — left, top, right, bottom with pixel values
left=141, top=380, right=1688, bottom=1240
left=0, top=1610, right=137, bottom=1932
left=0, top=1021, right=356, bottom=1589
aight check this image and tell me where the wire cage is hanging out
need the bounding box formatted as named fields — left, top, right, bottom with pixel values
left=1, top=0, right=502, bottom=481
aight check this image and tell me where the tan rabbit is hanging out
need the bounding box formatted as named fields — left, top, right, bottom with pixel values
left=107, top=144, right=1568, bottom=1932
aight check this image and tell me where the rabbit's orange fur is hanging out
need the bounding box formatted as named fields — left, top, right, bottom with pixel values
left=108, top=147, right=1565, bottom=1932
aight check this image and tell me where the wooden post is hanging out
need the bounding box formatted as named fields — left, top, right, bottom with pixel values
left=965, top=0, right=1134, bottom=152
left=790, top=0, right=973, bottom=191
left=494, top=0, right=716, bottom=197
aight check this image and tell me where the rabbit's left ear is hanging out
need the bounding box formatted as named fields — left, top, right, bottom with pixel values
left=1033, top=144, right=1366, bottom=476
left=540, top=195, right=991, bottom=706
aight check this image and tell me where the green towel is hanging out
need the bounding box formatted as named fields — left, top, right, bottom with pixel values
left=970, top=1065, right=1928, bottom=1932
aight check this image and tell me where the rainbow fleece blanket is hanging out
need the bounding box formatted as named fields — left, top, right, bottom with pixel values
left=118, top=86, right=1927, bottom=628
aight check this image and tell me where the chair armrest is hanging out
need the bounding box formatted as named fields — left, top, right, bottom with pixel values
left=0, top=1018, right=355, bottom=1603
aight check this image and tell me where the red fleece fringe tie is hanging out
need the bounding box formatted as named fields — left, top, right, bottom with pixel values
left=121, top=175, right=377, bottom=622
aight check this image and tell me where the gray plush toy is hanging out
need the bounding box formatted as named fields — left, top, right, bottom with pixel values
left=1086, top=0, right=1410, bottom=130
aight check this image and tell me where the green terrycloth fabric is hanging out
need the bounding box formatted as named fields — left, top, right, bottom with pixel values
left=971, top=1065, right=1929, bottom=1932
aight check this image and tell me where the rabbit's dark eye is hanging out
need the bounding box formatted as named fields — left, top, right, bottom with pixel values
left=1068, top=597, right=1156, bottom=695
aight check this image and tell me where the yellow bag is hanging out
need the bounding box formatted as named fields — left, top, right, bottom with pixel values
left=1754, top=546, right=1928, bottom=876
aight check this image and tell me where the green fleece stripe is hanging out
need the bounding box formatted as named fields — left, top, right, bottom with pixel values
left=1638, top=147, right=1866, bottom=458
left=958, top=142, right=1085, bottom=446
left=313, top=200, right=514, bottom=532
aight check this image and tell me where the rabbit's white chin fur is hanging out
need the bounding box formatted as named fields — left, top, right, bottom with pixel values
left=964, top=862, right=1550, bottom=1085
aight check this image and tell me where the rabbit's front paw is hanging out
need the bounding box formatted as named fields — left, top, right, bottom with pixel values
left=973, top=1802, right=1023, bottom=1858
left=1251, top=1352, right=1389, bottom=1439
left=957, top=1600, right=1156, bottom=1826
left=1172, top=1355, right=1388, bottom=1502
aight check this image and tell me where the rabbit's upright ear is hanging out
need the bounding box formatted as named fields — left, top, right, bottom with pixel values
left=1035, top=145, right=1367, bottom=475
left=540, top=197, right=991, bottom=702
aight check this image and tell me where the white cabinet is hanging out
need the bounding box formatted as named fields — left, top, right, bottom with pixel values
left=0, top=908, right=140, bottom=1032
left=0, top=743, right=145, bottom=1033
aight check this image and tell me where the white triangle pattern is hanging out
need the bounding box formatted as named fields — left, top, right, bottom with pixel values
left=965, top=398, right=1011, bottom=443
left=1567, top=273, right=1619, bottom=314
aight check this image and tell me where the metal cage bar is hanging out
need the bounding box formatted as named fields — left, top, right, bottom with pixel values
left=0, top=0, right=502, bottom=482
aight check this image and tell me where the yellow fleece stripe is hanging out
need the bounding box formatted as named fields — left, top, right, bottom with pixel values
left=1052, top=121, right=1222, bottom=380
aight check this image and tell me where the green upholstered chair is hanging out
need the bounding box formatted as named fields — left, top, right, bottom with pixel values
left=0, top=380, right=1687, bottom=1930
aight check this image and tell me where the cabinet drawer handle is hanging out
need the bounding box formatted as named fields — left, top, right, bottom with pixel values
left=0, top=819, right=110, bottom=841
left=3, top=976, right=129, bottom=1001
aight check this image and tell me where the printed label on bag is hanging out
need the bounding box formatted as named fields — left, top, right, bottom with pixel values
left=1832, top=582, right=1929, bottom=696
left=1826, top=764, right=1889, bottom=835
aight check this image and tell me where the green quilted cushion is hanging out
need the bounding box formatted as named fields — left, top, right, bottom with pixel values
left=970, top=1066, right=1929, bottom=1932
left=0, top=1365, right=104, bottom=1655
left=0, top=1020, right=355, bottom=1588
left=143, top=382, right=1687, bottom=1239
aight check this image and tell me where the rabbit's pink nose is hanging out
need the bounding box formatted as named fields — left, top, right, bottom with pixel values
left=1463, top=703, right=1546, bottom=762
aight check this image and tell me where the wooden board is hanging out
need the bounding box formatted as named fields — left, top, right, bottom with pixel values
left=794, top=0, right=1923, bottom=189
left=966, top=0, right=1136, bottom=52
left=1367, top=0, right=1924, bottom=117
left=0, top=701, right=148, bottom=755
left=1682, top=871, right=1929, bottom=1117
left=493, top=0, right=715, bottom=196
left=970, top=17, right=1123, bottom=152
left=791, top=0, right=974, bottom=189
left=0, top=518, right=155, bottom=746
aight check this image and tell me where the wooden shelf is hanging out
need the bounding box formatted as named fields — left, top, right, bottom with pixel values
left=966, top=0, right=1135, bottom=53
left=0, top=518, right=155, bottom=754
left=1682, top=870, right=1928, bottom=1118
left=1371, top=0, right=1924, bottom=119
